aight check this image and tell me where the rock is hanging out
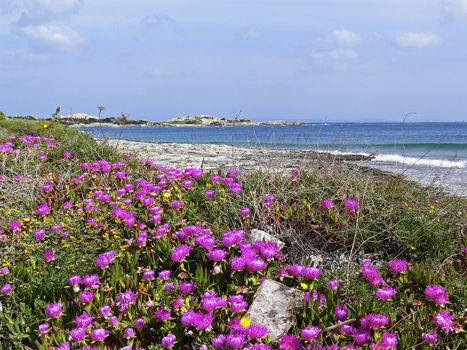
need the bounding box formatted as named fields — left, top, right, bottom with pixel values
left=249, top=229, right=285, bottom=249
left=246, top=280, right=303, bottom=341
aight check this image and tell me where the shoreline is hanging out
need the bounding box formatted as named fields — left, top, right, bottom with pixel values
left=103, top=139, right=403, bottom=181
left=103, top=139, right=466, bottom=197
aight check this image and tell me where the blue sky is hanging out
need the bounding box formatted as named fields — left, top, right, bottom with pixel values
left=1, top=0, right=467, bottom=122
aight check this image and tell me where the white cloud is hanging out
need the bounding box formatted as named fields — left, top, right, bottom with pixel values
left=441, top=0, right=467, bottom=20
left=243, top=29, right=261, bottom=40
left=327, top=29, right=363, bottom=47
left=17, top=24, right=86, bottom=51
left=310, top=29, right=363, bottom=70
left=395, top=32, right=441, bottom=48
left=141, top=13, right=176, bottom=28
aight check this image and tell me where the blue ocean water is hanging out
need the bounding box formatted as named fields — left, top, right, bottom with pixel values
left=82, top=122, right=467, bottom=194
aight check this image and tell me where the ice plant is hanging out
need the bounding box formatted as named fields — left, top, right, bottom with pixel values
left=375, top=287, right=396, bottom=301
left=279, top=334, right=301, bottom=350
left=424, top=285, right=449, bottom=305
left=44, top=302, right=62, bottom=319
left=301, top=325, right=320, bottom=341
left=388, top=259, right=408, bottom=274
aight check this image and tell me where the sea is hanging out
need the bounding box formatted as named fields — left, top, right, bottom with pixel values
left=82, top=122, right=467, bottom=196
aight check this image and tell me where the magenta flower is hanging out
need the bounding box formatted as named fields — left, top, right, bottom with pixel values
left=118, top=289, right=137, bottom=312
left=375, top=287, right=396, bottom=301
left=279, top=334, right=301, bottom=350
left=344, top=198, right=359, bottom=212
left=433, top=311, right=454, bottom=333
left=1, top=283, right=12, bottom=295
left=79, top=291, right=95, bottom=303
left=38, top=322, right=49, bottom=335
left=211, top=334, right=226, bottom=349
left=154, top=308, right=171, bottom=322
left=222, top=230, right=245, bottom=247
left=109, top=316, right=118, bottom=327
left=379, top=332, right=398, bottom=349
left=229, top=256, right=246, bottom=271
left=70, top=328, right=86, bottom=342
left=0, top=267, right=9, bottom=276
left=94, top=250, right=116, bottom=269
left=424, top=285, right=449, bottom=305
left=239, top=207, right=250, bottom=217
left=388, top=259, right=408, bottom=274
left=41, top=183, right=53, bottom=192
left=352, top=328, right=370, bottom=346
left=321, top=199, right=334, bottom=209
left=301, top=325, right=320, bottom=341
left=36, top=203, right=51, bottom=216
left=326, top=279, right=340, bottom=291
left=247, top=323, right=269, bottom=339
left=335, top=305, right=348, bottom=321
left=82, top=274, right=100, bottom=289
left=246, top=258, right=267, bottom=272
left=42, top=250, right=55, bottom=262
left=143, top=270, right=155, bottom=280
left=75, top=311, right=93, bottom=328
left=179, top=281, right=195, bottom=294
left=90, top=328, right=108, bottom=342
left=207, top=248, right=228, bottom=262
left=303, top=267, right=321, bottom=280
left=422, top=330, right=438, bottom=345
left=45, top=302, right=62, bottom=318
left=225, top=334, right=245, bottom=349
left=205, top=190, right=215, bottom=199
left=161, top=333, right=176, bottom=348
left=135, top=318, right=145, bottom=329
left=99, top=305, right=112, bottom=318
left=124, top=327, right=135, bottom=339
left=170, top=244, right=192, bottom=262
left=229, top=295, right=248, bottom=313
left=158, top=269, right=172, bottom=280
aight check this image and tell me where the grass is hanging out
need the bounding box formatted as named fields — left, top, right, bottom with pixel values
left=0, top=117, right=465, bottom=349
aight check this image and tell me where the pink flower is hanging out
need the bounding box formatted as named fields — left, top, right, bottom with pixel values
left=45, top=302, right=62, bottom=318
left=375, top=287, right=396, bottom=301
left=279, top=334, right=300, bottom=350
left=43, top=250, right=55, bottom=262
left=1, top=283, right=12, bottom=295
left=36, top=203, right=51, bottom=216
left=321, top=199, right=334, bottom=209
left=433, top=311, right=454, bottom=333
left=301, top=325, right=320, bottom=341
left=424, top=285, right=449, bottom=305
left=388, top=259, right=408, bottom=274
left=344, top=198, right=358, bottom=212
left=90, top=328, right=108, bottom=342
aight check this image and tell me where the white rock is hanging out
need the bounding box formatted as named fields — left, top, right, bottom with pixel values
left=249, top=229, right=285, bottom=249
left=247, top=280, right=303, bottom=341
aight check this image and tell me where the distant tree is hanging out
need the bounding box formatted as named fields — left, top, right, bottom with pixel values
left=52, top=106, right=61, bottom=120
left=0, top=111, right=7, bottom=120
left=118, top=112, right=129, bottom=124
left=97, top=105, right=106, bottom=118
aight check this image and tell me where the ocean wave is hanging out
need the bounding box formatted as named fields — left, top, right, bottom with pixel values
left=372, top=154, right=466, bottom=168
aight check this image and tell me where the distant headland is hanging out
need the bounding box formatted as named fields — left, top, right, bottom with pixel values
left=16, top=113, right=304, bottom=127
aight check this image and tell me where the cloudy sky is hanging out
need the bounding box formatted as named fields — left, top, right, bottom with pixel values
left=1, top=0, right=466, bottom=121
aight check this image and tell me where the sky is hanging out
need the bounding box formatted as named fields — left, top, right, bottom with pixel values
left=1, top=0, right=467, bottom=122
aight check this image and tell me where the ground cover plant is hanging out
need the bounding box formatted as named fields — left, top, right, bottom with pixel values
left=0, top=118, right=465, bottom=349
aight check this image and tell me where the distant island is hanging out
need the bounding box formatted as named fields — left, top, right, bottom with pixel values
left=48, top=113, right=304, bottom=127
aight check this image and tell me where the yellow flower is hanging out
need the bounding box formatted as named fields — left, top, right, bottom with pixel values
left=240, top=317, right=251, bottom=328
left=300, top=283, right=309, bottom=290
left=163, top=192, right=171, bottom=198
left=42, top=123, right=49, bottom=129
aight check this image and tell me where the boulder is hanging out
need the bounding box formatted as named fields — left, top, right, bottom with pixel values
left=246, top=280, right=303, bottom=341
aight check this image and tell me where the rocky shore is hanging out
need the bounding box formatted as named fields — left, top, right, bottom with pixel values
left=102, top=139, right=403, bottom=185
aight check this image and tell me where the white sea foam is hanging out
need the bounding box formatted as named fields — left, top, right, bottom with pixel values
left=372, top=154, right=466, bottom=168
